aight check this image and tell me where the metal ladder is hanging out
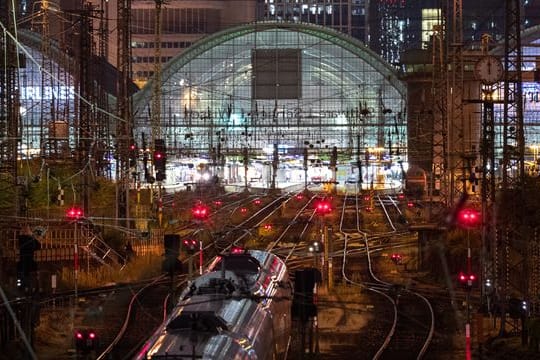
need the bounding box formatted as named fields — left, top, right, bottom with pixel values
left=79, top=223, right=126, bottom=270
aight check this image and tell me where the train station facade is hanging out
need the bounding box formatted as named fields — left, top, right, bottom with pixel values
left=132, top=22, right=407, bottom=188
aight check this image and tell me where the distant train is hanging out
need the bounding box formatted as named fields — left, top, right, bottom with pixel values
left=404, top=165, right=427, bottom=197
left=135, top=249, right=292, bottom=360
left=525, top=161, right=539, bottom=177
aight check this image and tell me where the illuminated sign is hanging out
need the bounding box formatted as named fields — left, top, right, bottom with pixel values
left=20, top=86, right=75, bottom=100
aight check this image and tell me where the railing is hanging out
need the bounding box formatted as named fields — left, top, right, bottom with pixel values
left=1, top=223, right=166, bottom=265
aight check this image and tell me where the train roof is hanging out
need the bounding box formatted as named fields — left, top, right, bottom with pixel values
left=147, top=295, right=271, bottom=359
left=137, top=250, right=289, bottom=360
left=203, top=249, right=289, bottom=298
left=146, top=296, right=271, bottom=359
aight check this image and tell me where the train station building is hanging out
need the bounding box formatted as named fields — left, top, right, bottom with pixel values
left=132, top=22, right=407, bottom=189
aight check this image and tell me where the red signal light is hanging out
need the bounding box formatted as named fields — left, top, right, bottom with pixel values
left=88, top=332, right=96, bottom=339
left=154, top=152, right=163, bottom=159
left=66, top=206, right=84, bottom=219
left=253, top=199, right=262, bottom=205
left=192, top=204, right=209, bottom=220
left=397, top=193, right=405, bottom=200
left=231, top=246, right=245, bottom=255
left=129, top=144, right=137, bottom=151
left=391, top=253, right=402, bottom=264
left=213, top=200, right=223, bottom=207
left=240, top=207, right=248, bottom=214
left=263, top=224, right=272, bottom=230
left=75, top=331, right=83, bottom=339
left=407, top=201, right=414, bottom=208
left=457, top=208, right=481, bottom=228
left=363, top=195, right=370, bottom=201
left=315, top=199, right=332, bottom=214
left=295, top=194, right=304, bottom=200
left=458, top=272, right=476, bottom=287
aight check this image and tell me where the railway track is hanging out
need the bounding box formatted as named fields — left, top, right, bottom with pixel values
left=96, top=275, right=183, bottom=360
left=336, top=189, right=435, bottom=359
left=93, top=188, right=438, bottom=360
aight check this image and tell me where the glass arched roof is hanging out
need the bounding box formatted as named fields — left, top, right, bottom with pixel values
left=133, top=22, right=407, bottom=157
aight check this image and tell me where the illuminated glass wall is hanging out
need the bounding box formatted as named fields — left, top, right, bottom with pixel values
left=133, top=22, right=407, bottom=163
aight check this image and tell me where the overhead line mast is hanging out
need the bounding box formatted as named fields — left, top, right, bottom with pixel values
left=499, top=0, right=525, bottom=336
left=116, top=0, right=133, bottom=226
left=0, top=1, right=22, bottom=216
left=152, top=1, right=165, bottom=226
left=448, top=0, right=466, bottom=205
left=152, top=1, right=164, bottom=145
left=431, top=19, right=447, bottom=212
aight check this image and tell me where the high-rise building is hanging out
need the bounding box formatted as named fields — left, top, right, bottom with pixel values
left=255, top=0, right=368, bottom=43
left=369, top=0, right=540, bottom=64
left=369, top=0, right=510, bottom=65
left=86, top=0, right=256, bottom=86
left=20, top=1, right=540, bottom=77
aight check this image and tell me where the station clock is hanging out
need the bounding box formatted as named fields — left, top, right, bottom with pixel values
left=474, top=56, right=503, bottom=85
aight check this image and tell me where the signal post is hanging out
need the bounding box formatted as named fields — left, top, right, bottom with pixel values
left=314, top=198, right=333, bottom=291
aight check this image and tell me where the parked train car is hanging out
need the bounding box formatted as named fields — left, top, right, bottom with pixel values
left=404, top=165, right=427, bottom=198
left=135, top=249, right=292, bottom=360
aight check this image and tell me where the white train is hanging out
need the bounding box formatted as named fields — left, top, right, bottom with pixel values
left=135, top=249, right=292, bottom=360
